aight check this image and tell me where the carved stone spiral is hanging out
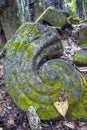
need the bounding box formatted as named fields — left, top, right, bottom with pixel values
left=4, top=23, right=86, bottom=120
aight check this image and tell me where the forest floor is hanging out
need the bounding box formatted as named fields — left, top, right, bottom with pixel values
left=0, top=37, right=87, bottom=130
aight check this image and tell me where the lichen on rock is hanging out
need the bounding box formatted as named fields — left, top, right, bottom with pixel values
left=3, top=23, right=87, bottom=120
left=71, top=74, right=87, bottom=120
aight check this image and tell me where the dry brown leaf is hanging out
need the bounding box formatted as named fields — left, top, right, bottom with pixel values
left=54, top=100, right=68, bottom=118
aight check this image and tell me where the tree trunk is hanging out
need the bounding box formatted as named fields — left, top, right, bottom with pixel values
left=42, top=0, right=46, bottom=11
left=59, top=0, right=64, bottom=10
left=76, top=0, right=85, bottom=19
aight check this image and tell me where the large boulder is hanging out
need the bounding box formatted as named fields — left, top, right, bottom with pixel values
left=3, top=23, right=87, bottom=120
left=35, top=6, right=69, bottom=28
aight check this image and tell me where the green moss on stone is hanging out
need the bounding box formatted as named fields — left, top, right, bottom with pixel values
left=68, top=16, right=80, bottom=24
left=71, top=75, right=87, bottom=120
left=4, top=23, right=87, bottom=120
left=74, top=50, right=87, bottom=66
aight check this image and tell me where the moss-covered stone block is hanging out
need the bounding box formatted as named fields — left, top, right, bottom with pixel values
left=75, top=25, right=87, bottom=46
left=3, top=23, right=87, bottom=120
left=35, top=6, right=68, bottom=28
left=74, top=49, right=87, bottom=66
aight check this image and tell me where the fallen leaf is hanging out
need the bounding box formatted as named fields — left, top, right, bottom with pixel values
left=54, top=100, right=68, bottom=118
